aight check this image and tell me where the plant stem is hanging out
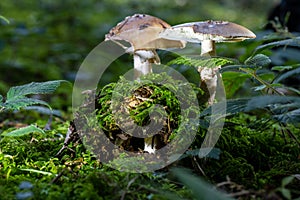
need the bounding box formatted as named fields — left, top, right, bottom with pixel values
left=240, top=68, right=283, bottom=95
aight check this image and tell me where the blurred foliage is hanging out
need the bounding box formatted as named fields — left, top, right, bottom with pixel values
left=0, top=0, right=282, bottom=110
left=0, top=0, right=275, bottom=87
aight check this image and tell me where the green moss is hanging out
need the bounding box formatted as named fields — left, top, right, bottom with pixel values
left=198, top=113, right=300, bottom=190
left=95, top=72, right=204, bottom=151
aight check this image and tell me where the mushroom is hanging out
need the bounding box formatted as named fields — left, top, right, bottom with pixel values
left=159, top=20, right=256, bottom=104
left=105, top=14, right=185, bottom=78
left=105, top=14, right=185, bottom=153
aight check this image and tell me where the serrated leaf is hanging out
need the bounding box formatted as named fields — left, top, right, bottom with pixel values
left=3, top=97, right=50, bottom=111
left=2, top=125, right=45, bottom=137
left=6, top=80, right=67, bottom=100
left=3, top=80, right=68, bottom=111
left=253, top=37, right=300, bottom=55
left=245, top=54, right=271, bottom=67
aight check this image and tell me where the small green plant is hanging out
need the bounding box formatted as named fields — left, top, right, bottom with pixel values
left=0, top=80, right=67, bottom=112
left=0, top=80, right=68, bottom=137
left=276, top=176, right=296, bottom=200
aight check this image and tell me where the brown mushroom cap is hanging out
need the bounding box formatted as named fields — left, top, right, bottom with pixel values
left=159, top=20, right=256, bottom=43
left=105, top=14, right=185, bottom=51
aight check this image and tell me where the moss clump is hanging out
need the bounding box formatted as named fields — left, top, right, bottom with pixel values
left=95, top=72, right=204, bottom=152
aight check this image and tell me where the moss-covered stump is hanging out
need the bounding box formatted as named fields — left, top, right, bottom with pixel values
left=71, top=73, right=204, bottom=171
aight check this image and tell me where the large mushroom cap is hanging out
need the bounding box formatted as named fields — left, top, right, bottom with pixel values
left=159, top=20, right=256, bottom=43
left=105, top=14, right=185, bottom=51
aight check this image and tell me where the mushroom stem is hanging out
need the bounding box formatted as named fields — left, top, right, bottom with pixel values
left=133, top=50, right=160, bottom=79
left=133, top=50, right=160, bottom=154
left=201, top=40, right=216, bottom=56
left=199, top=40, right=219, bottom=105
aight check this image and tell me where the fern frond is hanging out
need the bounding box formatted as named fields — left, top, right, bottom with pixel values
left=201, top=96, right=300, bottom=124
left=252, top=36, right=300, bottom=55
left=274, top=66, right=300, bottom=83
left=167, top=56, right=236, bottom=68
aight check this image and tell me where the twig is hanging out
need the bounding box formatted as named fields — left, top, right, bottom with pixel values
left=50, top=169, right=65, bottom=184
left=193, top=156, right=206, bottom=177
left=228, top=190, right=252, bottom=198
left=120, top=175, right=139, bottom=200
left=55, top=124, right=77, bottom=157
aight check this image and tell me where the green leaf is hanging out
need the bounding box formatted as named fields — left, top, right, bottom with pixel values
left=172, top=168, right=233, bottom=200
left=201, top=96, right=300, bottom=125
left=245, top=54, right=271, bottom=67
left=3, top=97, right=50, bottom=111
left=274, top=66, right=300, bottom=83
left=274, top=108, right=300, bottom=124
left=200, top=98, right=250, bottom=117
left=222, top=72, right=251, bottom=98
left=2, top=125, right=45, bottom=137
left=224, top=98, right=250, bottom=115
left=245, top=96, right=300, bottom=112
left=281, top=176, right=294, bottom=187
left=0, top=15, right=10, bottom=24
left=6, top=80, right=67, bottom=99
left=25, top=106, right=62, bottom=117
left=252, top=37, right=300, bottom=55
left=2, top=80, right=68, bottom=111
left=271, top=65, right=294, bottom=72
left=20, top=169, right=53, bottom=176
left=280, top=188, right=292, bottom=200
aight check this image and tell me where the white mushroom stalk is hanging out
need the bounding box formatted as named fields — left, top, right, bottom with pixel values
left=105, top=14, right=185, bottom=153
left=159, top=20, right=256, bottom=104
left=133, top=50, right=159, bottom=78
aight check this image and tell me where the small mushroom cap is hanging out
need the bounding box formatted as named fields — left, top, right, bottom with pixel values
left=105, top=14, right=185, bottom=51
left=159, top=20, right=256, bottom=43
